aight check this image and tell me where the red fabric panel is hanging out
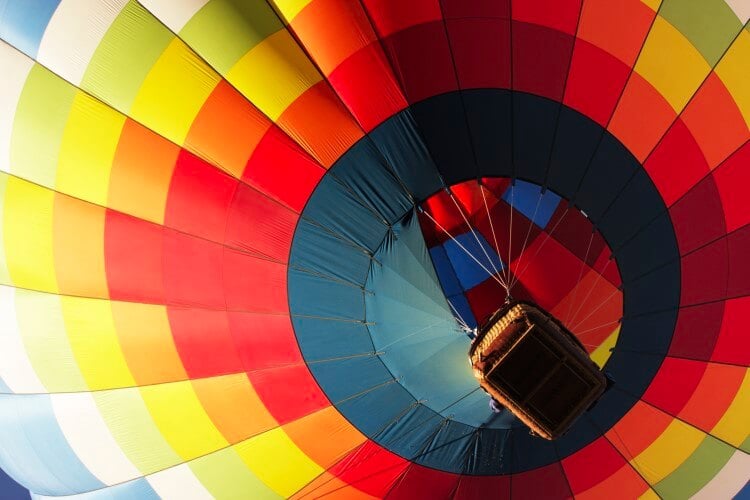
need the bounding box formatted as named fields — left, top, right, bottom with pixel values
left=248, top=363, right=329, bottom=425
left=679, top=239, right=728, bottom=306
left=224, top=184, right=299, bottom=262
left=512, top=22, right=575, bottom=101
left=420, top=189, right=468, bottom=245
left=713, top=142, right=750, bottom=232
left=163, top=229, right=224, bottom=308
left=446, top=18, right=511, bottom=89
left=105, top=210, right=165, bottom=303
left=442, top=0, right=509, bottom=19
left=328, top=441, right=410, bottom=497
left=726, top=224, right=750, bottom=298
left=712, top=296, right=750, bottom=365
left=386, top=464, right=459, bottom=499
left=562, top=436, right=626, bottom=495
left=227, top=312, right=302, bottom=371
left=564, top=39, right=631, bottom=126
left=669, top=176, right=726, bottom=255
left=165, top=150, right=237, bottom=243
left=453, top=474, right=510, bottom=500
left=242, top=124, right=325, bottom=213
left=361, top=0, right=442, bottom=37
left=512, top=0, right=582, bottom=35
left=381, top=22, right=458, bottom=103
left=590, top=245, right=621, bottom=288
left=642, top=358, right=707, bottom=415
left=167, top=307, right=243, bottom=378
left=328, top=42, right=408, bottom=131
left=669, top=302, right=724, bottom=361
left=550, top=208, right=606, bottom=266
left=512, top=462, right=572, bottom=499
left=645, top=119, right=710, bottom=207
left=222, top=248, right=288, bottom=313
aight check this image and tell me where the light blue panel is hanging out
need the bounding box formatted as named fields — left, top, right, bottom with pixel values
left=31, top=478, right=158, bottom=500
left=288, top=268, right=364, bottom=321
left=303, top=175, right=390, bottom=252
left=0, top=394, right=103, bottom=496
left=0, top=0, right=60, bottom=57
left=366, top=214, right=499, bottom=428
left=308, top=355, right=394, bottom=403
left=292, top=317, right=374, bottom=361
left=331, top=140, right=414, bottom=225
left=290, top=218, right=372, bottom=287
left=335, top=381, right=416, bottom=437
left=502, top=180, right=562, bottom=228
left=443, top=231, right=503, bottom=290
left=0, top=376, right=10, bottom=393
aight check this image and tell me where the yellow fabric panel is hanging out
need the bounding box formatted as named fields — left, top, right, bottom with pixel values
left=55, top=92, right=126, bottom=206
left=236, top=427, right=324, bottom=498
left=53, top=193, right=108, bottom=299
left=638, top=488, right=660, bottom=500
left=130, top=38, right=221, bottom=145
left=140, top=380, right=229, bottom=461
left=641, top=0, right=661, bottom=12
left=273, top=0, right=313, bottom=21
left=0, top=176, right=9, bottom=284
left=94, top=387, right=182, bottom=475
left=715, top=30, right=750, bottom=125
left=631, top=419, right=705, bottom=483
left=590, top=326, right=620, bottom=369
left=2, top=176, right=58, bottom=293
left=110, top=301, right=187, bottom=386
left=61, top=295, right=135, bottom=390
left=190, top=447, right=281, bottom=500
left=14, top=288, right=86, bottom=392
left=711, top=369, right=750, bottom=448
left=634, top=16, right=711, bottom=112
left=227, top=29, right=322, bottom=120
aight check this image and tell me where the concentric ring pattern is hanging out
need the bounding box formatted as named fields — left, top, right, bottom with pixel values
left=0, top=1, right=748, bottom=499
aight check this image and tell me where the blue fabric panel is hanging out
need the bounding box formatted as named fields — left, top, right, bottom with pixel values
left=429, top=245, right=463, bottom=296
left=0, top=0, right=59, bottom=57
left=303, top=175, right=389, bottom=252
left=290, top=218, right=372, bottom=286
left=0, top=467, right=28, bottom=500
left=468, top=428, right=513, bottom=474
left=288, top=268, right=364, bottom=321
left=501, top=180, right=561, bottom=229
left=510, top=427, right=558, bottom=473
left=735, top=479, right=750, bottom=499
left=443, top=232, right=503, bottom=290
left=292, top=317, right=374, bottom=361
left=308, top=354, right=394, bottom=403
left=335, top=382, right=416, bottom=437
left=446, top=294, right=476, bottom=330
left=32, top=479, right=158, bottom=500
left=415, top=419, right=475, bottom=471
left=0, top=395, right=102, bottom=496
left=549, top=413, right=602, bottom=458
left=368, top=112, right=444, bottom=201
left=331, top=140, right=413, bottom=224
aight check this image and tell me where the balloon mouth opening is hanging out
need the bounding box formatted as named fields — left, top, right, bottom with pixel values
left=416, top=177, right=623, bottom=369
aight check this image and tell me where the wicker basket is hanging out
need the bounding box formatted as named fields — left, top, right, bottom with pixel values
left=469, top=301, right=607, bottom=440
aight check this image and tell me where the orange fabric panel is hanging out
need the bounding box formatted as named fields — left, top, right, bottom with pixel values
left=606, top=400, right=673, bottom=459
left=186, top=80, right=272, bottom=179
left=277, top=81, right=364, bottom=167
left=678, top=363, right=746, bottom=433
left=108, top=119, right=180, bottom=225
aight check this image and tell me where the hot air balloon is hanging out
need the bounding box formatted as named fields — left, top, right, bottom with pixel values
left=0, top=0, right=748, bottom=498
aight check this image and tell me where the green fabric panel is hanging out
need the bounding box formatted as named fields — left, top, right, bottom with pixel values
left=81, top=0, right=172, bottom=113
left=653, top=435, right=735, bottom=498
left=0, top=174, right=8, bottom=284
left=10, top=64, right=75, bottom=188
left=661, top=0, right=743, bottom=66
left=179, top=0, right=283, bottom=74
left=189, top=447, right=281, bottom=499
left=741, top=433, right=749, bottom=453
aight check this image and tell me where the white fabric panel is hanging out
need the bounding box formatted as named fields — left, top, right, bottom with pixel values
left=0, top=42, right=33, bottom=174
left=36, top=0, right=128, bottom=85
left=691, top=449, right=750, bottom=499
left=51, top=392, right=142, bottom=485
left=0, top=286, right=46, bottom=393
left=725, top=0, right=750, bottom=23
left=147, top=463, right=214, bottom=500
left=138, top=0, right=210, bottom=33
